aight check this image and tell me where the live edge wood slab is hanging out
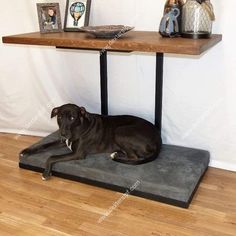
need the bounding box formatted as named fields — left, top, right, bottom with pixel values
left=2, top=31, right=222, bottom=55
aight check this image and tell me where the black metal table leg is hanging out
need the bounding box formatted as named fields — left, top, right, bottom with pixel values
left=100, top=51, right=163, bottom=127
left=100, top=50, right=108, bottom=115
left=155, top=53, right=164, bottom=131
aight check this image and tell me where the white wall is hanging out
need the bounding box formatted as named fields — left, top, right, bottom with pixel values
left=1, top=0, right=236, bottom=171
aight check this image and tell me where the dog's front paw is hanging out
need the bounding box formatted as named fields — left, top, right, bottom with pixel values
left=42, top=170, right=52, bottom=181
left=20, top=148, right=34, bottom=158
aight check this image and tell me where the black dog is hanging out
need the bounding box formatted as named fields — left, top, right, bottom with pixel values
left=21, top=104, right=162, bottom=180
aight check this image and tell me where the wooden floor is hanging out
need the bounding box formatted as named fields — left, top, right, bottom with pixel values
left=0, top=133, right=236, bottom=236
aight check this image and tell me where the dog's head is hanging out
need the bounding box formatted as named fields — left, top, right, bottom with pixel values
left=51, top=104, right=88, bottom=140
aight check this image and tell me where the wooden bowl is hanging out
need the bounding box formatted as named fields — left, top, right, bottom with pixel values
left=80, top=25, right=134, bottom=39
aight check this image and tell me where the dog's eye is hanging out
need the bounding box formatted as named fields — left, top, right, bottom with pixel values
left=70, top=116, right=75, bottom=121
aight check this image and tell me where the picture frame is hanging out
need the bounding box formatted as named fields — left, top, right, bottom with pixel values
left=37, top=3, right=62, bottom=33
left=64, top=0, right=91, bottom=32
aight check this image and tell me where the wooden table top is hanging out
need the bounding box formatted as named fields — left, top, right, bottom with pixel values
left=2, top=31, right=222, bottom=55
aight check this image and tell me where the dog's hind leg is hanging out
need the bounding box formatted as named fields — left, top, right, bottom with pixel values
left=110, top=149, right=139, bottom=161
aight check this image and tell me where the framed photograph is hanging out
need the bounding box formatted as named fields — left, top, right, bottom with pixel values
left=37, top=3, right=62, bottom=33
left=64, top=0, right=91, bottom=31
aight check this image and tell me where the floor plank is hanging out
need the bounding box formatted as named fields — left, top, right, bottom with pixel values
left=0, top=133, right=236, bottom=236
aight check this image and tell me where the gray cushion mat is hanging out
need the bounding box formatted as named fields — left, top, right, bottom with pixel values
left=19, top=131, right=210, bottom=208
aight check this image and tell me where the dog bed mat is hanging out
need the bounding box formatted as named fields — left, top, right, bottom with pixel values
left=19, top=131, right=210, bottom=208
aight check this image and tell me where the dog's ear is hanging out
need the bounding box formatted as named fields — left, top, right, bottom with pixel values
left=51, top=107, right=59, bottom=118
left=80, top=107, right=90, bottom=119
left=80, top=107, right=87, bottom=116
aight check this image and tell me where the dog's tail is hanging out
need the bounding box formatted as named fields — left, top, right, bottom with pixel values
left=111, top=146, right=161, bottom=165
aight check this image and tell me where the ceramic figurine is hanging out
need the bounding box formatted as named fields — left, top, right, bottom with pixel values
left=159, top=0, right=184, bottom=37
left=159, top=9, right=180, bottom=37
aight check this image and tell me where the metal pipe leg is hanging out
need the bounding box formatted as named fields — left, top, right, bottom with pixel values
left=155, top=53, right=164, bottom=131
left=100, top=51, right=108, bottom=115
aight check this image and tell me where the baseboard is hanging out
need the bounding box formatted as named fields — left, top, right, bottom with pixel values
left=210, top=160, right=236, bottom=172
left=0, top=128, right=50, bottom=138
